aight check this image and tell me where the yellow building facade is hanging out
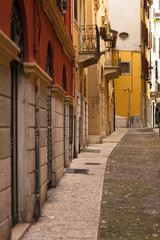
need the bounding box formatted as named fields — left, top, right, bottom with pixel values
left=73, top=0, right=120, bottom=146
left=87, top=0, right=120, bottom=143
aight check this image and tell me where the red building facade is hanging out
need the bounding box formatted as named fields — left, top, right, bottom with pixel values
left=0, top=0, right=75, bottom=239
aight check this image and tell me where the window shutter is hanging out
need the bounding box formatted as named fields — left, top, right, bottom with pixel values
left=74, top=0, right=78, bottom=22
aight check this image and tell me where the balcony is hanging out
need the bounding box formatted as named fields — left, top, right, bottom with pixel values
left=79, top=25, right=100, bottom=68
left=104, top=51, right=121, bottom=80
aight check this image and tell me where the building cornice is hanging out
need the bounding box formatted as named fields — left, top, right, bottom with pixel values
left=51, top=84, right=67, bottom=101
left=0, top=30, right=20, bottom=68
left=65, top=96, right=74, bottom=106
left=104, top=66, right=120, bottom=81
left=23, top=62, right=52, bottom=85
left=41, top=0, right=75, bottom=61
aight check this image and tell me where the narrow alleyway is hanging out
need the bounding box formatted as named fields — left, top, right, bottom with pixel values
left=18, top=128, right=160, bottom=240
left=19, top=129, right=127, bottom=240
left=98, top=128, right=160, bottom=240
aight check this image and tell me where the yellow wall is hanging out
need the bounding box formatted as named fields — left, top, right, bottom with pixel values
left=115, top=51, right=142, bottom=120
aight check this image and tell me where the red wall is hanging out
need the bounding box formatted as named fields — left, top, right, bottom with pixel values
left=0, top=0, right=73, bottom=96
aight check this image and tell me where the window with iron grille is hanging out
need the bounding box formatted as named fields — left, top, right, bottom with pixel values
left=155, top=60, right=158, bottom=79
left=11, top=0, right=24, bottom=61
left=74, top=0, right=78, bottom=22
left=69, top=106, right=73, bottom=144
left=121, top=62, right=130, bottom=74
left=46, top=45, right=52, bottom=77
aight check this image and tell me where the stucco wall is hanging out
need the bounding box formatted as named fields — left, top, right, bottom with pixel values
left=108, top=0, right=141, bottom=51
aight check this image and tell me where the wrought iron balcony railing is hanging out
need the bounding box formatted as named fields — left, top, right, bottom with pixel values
left=79, top=25, right=100, bottom=53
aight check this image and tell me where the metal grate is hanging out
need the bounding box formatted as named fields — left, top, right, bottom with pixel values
left=85, top=163, right=100, bottom=165
left=82, top=149, right=101, bottom=153
left=65, top=169, right=89, bottom=174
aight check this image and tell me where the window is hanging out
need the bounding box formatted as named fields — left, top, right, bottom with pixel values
left=155, top=60, right=158, bottom=79
left=62, top=65, right=67, bottom=91
left=46, top=44, right=52, bottom=77
left=121, top=62, right=130, bottom=75
left=153, top=35, right=156, bottom=52
left=84, top=75, right=86, bottom=97
left=11, top=0, right=24, bottom=61
left=74, top=0, right=78, bottom=22
left=119, top=32, right=129, bottom=40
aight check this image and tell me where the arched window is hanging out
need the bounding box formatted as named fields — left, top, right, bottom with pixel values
left=46, top=44, right=52, bottom=77
left=11, top=0, right=24, bottom=61
left=62, top=65, right=67, bottom=91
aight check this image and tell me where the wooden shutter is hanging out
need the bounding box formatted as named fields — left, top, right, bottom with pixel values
left=74, top=0, right=78, bottom=21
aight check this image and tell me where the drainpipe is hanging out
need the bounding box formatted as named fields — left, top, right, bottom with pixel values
left=64, top=99, right=66, bottom=168
left=113, top=79, right=115, bottom=131
left=35, top=81, right=40, bottom=220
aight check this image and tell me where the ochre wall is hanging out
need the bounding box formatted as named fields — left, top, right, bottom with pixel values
left=115, top=51, right=142, bottom=120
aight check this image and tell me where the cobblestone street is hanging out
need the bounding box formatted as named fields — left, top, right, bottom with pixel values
left=98, top=128, right=160, bottom=240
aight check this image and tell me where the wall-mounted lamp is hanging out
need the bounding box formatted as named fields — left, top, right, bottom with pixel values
left=99, top=47, right=110, bottom=56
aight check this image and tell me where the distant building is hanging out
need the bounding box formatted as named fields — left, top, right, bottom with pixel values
left=108, top=0, right=153, bottom=128
left=150, top=0, right=160, bottom=126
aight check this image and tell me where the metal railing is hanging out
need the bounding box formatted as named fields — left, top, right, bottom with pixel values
left=79, top=25, right=100, bottom=53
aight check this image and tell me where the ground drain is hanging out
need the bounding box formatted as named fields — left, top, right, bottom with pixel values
left=65, top=169, right=89, bottom=174
left=82, top=149, right=101, bottom=153
left=85, top=163, right=100, bottom=165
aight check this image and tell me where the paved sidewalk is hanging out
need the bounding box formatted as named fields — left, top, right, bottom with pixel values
left=98, top=128, right=160, bottom=240
left=21, top=128, right=128, bottom=240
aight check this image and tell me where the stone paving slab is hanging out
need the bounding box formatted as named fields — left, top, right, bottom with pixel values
left=21, top=129, right=128, bottom=240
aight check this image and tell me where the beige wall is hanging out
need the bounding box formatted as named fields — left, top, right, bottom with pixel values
left=0, top=64, right=12, bottom=240
left=108, top=0, right=141, bottom=51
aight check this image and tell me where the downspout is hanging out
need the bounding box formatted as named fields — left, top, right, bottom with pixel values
left=35, top=81, right=40, bottom=220
left=131, top=52, right=133, bottom=92
left=113, top=79, right=115, bottom=131
left=64, top=102, right=66, bottom=167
